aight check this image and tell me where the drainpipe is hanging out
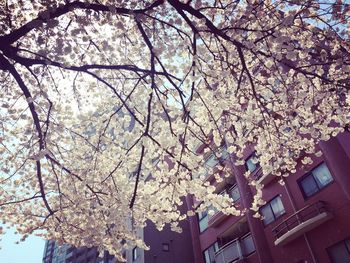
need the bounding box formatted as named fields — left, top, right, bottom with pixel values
left=282, top=179, right=317, bottom=263
left=282, top=179, right=297, bottom=212
left=303, top=235, right=317, bottom=263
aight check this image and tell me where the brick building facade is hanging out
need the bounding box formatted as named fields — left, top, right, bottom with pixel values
left=187, top=132, right=350, bottom=263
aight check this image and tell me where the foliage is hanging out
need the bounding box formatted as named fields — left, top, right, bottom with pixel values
left=0, top=0, right=349, bottom=259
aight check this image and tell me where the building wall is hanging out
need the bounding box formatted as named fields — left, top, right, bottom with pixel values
left=188, top=132, right=350, bottom=263
left=125, top=228, right=145, bottom=263
left=125, top=201, right=195, bottom=263
left=42, top=241, right=117, bottom=263
left=143, top=218, right=194, bottom=263
left=43, top=240, right=56, bottom=263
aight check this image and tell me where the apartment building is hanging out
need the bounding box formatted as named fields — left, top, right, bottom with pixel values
left=187, top=132, right=350, bottom=263
left=42, top=240, right=117, bottom=263
left=42, top=213, right=195, bottom=263
left=125, top=217, right=194, bottom=263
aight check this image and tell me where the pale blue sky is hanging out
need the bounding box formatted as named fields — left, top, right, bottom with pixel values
left=0, top=227, right=45, bottom=263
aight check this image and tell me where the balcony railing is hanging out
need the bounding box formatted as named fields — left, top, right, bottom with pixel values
left=215, top=238, right=242, bottom=263
left=215, top=234, right=255, bottom=263
left=208, top=211, right=227, bottom=227
left=208, top=185, right=241, bottom=227
left=252, top=167, right=275, bottom=186
left=272, top=201, right=333, bottom=246
left=195, top=146, right=231, bottom=180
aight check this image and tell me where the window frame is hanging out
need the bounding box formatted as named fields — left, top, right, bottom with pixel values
left=198, top=210, right=209, bottom=233
left=219, top=184, right=240, bottom=203
left=227, top=184, right=241, bottom=203
left=162, top=243, right=170, bottom=252
left=202, top=147, right=229, bottom=178
left=132, top=247, right=138, bottom=261
left=298, top=162, right=334, bottom=199
left=203, top=242, right=219, bottom=263
left=240, top=232, right=256, bottom=257
left=204, top=153, right=220, bottom=169
left=260, top=195, right=285, bottom=226
left=245, top=153, right=260, bottom=173
left=327, top=237, right=350, bottom=263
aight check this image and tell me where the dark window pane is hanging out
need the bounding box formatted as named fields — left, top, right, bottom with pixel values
left=205, top=154, right=219, bottom=168
left=132, top=247, right=138, bottom=261
left=162, top=243, right=169, bottom=252
left=199, top=214, right=208, bottom=232
left=261, top=205, right=274, bottom=225
left=328, top=241, right=350, bottom=263
left=245, top=156, right=259, bottom=172
left=313, top=163, right=333, bottom=188
left=203, top=242, right=218, bottom=263
left=220, top=148, right=230, bottom=160
left=346, top=239, right=350, bottom=251
left=300, top=163, right=334, bottom=198
left=208, top=245, right=216, bottom=263
left=198, top=210, right=208, bottom=220
left=204, top=250, right=211, bottom=263
left=214, top=242, right=219, bottom=253
left=270, top=196, right=285, bottom=218
left=229, top=185, right=240, bottom=202
left=260, top=196, right=285, bottom=225
left=241, top=234, right=255, bottom=256
left=300, top=175, right=318, bottom=197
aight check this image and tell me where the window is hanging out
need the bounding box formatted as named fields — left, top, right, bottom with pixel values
left=327, top=238, right=350, bottom=263
left=201, top=147, right=229, bottom=178
left=162, top=243, right=169, bottom=252
left=205, top=154, right=220, bottom=168
left=218, top=147, right=230, bottom=161
left=203, top=242, right=219, bottom=263
left=132, top=247, right=138, bottom=261
left=260, top=196, right=285, bottom=225
left=198, top=210, right=209, bottom=232
left=218, top=184, right=240, bottom=203
left=299, top=163, right=333, bottom=198
left=240, top=233, right=255, bottom=256
left=198, top=154, right=220, bottom=179
left=245, top=153, right=260, bottom=173
left=228, top=184, right=240, bottom=202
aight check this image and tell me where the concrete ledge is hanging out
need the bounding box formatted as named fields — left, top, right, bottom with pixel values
left=257, top=173, right=275, bottom=186
left=274, top=212, right=333, bottom=246
left=208, top=211, right=228, bottom=228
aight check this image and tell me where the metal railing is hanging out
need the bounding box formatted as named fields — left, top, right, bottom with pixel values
left=272, top=201, right=329, bottom=239
left=251, top=167, right=263, bottom=181
left=214, top=233, right=255, bottom=263
left=208, top=185, right=241, bottom=224
left=215, top=238, right=242, bottom=263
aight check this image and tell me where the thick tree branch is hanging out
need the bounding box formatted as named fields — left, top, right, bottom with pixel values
left=0, top=0, right=165, bottom=45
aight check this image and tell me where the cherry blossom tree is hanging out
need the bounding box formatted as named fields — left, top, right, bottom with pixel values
left=0, top=0, right=349, bottom=260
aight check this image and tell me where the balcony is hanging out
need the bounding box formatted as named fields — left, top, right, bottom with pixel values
left=197, top=146, right=230, bottom=180
left=208, top=185, right=241, bottom=228
left=208, top=211, right=228, bottom=228
left=272, top=201, right=333, bottom=246
left=252, top=167, right=275, bottom=186
left=215, top=233, right=255, bottom=263
left=215, top=239, right=243, bottom=263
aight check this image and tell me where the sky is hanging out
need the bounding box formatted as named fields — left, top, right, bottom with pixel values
left=0, top=226, right=45, bottom=263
